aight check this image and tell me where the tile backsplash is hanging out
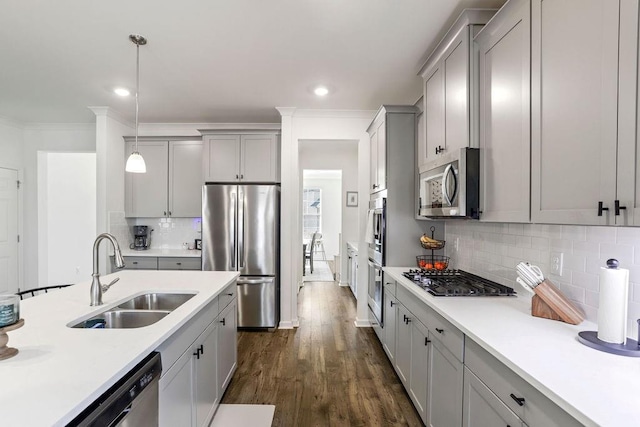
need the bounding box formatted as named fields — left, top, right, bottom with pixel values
left=133, top=217, right=202, bottom=249
left=108, top=212, right=202, bottom=250
left=445, top=221, right=640, bottom=339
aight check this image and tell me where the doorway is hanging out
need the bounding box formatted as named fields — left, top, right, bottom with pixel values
left=37, top=152, right=96, bottom=287
left=302, top=170, right=341, bottom=282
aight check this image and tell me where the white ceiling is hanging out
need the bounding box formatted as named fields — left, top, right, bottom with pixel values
left=0, top=0, right=505, bottom=124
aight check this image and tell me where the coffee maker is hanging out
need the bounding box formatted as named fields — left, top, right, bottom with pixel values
left=130, top=225, right=152, bottom=250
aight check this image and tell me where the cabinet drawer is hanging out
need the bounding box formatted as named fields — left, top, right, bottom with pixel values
left=426, top=308, right=464, bottom=362
left=463, top=367, right=523, bottom=427
left=158, top=257, right=201, bottom=271
left=465, top=339, right=582, bottom=427
left=383, top=276, right=396, bottom=297
left=218, top=281, right=237, bottom=313
left=123, top=256, right=158, bottom=270
left=396, top=285, right=430, bottom=327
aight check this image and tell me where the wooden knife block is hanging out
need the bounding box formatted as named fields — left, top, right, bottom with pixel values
left=531, top=279, right=584, bottom=325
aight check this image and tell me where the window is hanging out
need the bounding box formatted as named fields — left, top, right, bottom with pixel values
left=302, top=188, right=321, bottom=239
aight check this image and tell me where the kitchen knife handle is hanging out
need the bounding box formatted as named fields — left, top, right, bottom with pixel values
left=510, top=393, right=525, bottom=406
left=597, top=201, right=609, bottom=216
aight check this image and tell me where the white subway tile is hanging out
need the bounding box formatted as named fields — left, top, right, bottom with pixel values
left=508, top=223, right=524, bottom=235
left=599, top=243, right=634, bottom=266
left=516, top=235, right=532, bottom=248
left=563, top=253, right=586, bottom=273
left=616, top=227, right=640, bottom=246
left=521, top=247, right=542, bottom=263
left=573, top=240, right=598, bottom=258
left=571, top=271, right=599, bottom=292
left=539, top=224, right=563, bottom=239
left=562, top=225, right=587, bottom=241
left=584, top=290, right=599, bottom=308
left=585, top=256, right=604, bottom=275
left=522, top=224, right=535, bottom=236
left=550, top=239, right=572, bottom=252
left=586, top=226, right=616, bottom=244
left=531, top=236, right=550, bottom=250
left=581, top=305, right=597, bottom=322
left=559, top=283, right=586, bottom=304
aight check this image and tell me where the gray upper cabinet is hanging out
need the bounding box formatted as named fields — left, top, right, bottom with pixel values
left=418, top=9, right=495, bottom=170
left=368, top=119, right=387, bottom=194
left=125, top=139, right=203, bottom=218
left=202, top=133, right=280, bottom=183
left=531, top=0, right=639, bottom=225
left=476, top=0, right=531, bottom=223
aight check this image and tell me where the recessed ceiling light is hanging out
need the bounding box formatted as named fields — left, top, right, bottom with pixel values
left=114, top=87, right=130, bottom=97
left=314, top=86, right=329, bottom=97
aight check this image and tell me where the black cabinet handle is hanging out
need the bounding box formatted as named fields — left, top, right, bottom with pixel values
left=435, top=145, right=445, bottom=154
left=221, top=318, right=226, bottom=326
left=435, top=328, right=444, bottom=334
left=372, top=184, right=379, bottom=189
left=510, top=393, right=525, bottom=406
left=168, top=211, right=172, bottom=216
left=615, top=200, right=627, bottom=216
left=405, top=317, right=411, bottom=324
left=193, top=349, right=200, bottom=359
left=240, top=174, right=244, bottom=179
left=132, top=261, right=138, bottom=265
left=403, top=314, right=407, bottom=323
left=199, top=344, right=204, bottom=355
left=425, top=337, right=431, bottom=346
left=390, top=300, right=395, bottom=307
left=226, top=293, right=233, bottom=296
left=597, top=201, right=609, bottom=216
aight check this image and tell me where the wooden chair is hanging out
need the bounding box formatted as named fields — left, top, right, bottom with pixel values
left=304, top=232, right=318, bottom=275
left=16, top=284, right=73, bottom=300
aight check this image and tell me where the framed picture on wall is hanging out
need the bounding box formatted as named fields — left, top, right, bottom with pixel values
left=346, top=191, right=358, bottom=207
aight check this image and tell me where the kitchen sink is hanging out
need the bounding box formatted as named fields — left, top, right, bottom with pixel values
left=116, top=292, right=196, bottom=311
left=70, top=292, right=196, bottom=329
left=71, top=310, right=169, bottom=329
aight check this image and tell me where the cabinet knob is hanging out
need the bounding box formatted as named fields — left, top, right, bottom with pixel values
left=510, top=393, right=525, bottom=407
left=597, top=201, right=609, bottom=216
left=221, top=318, right=226, bottom=326
left=435, top=328, right=444, bottom=334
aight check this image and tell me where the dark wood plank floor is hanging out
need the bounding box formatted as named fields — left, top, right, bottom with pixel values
left=222, top=281, right=423, bottom=426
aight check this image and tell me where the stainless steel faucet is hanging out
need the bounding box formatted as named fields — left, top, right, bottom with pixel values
left=90, top=233, right=126, bottom=306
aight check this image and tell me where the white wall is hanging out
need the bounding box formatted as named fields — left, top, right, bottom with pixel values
left=23, top=124, right=96, bottom=287
left=278, top=108, right=375, bottom=328
left=445, top=221, right=640, bottom=341
left=38, top=152, right=96, bottom=285
left=0, top=118, right=24, bottom=169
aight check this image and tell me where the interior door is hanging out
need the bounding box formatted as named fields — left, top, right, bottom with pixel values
left=0, top=168, right=18, bottom=294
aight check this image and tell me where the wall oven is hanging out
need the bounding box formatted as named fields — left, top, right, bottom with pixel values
left=418, top=147, right=480, bottom=219
left=367, top=195, right=385, bottom=326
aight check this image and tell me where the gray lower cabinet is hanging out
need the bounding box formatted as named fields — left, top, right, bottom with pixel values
left=380, top=278, right=580, bottom=427
left=463, top=367, right=524, bottom=427
left=158, top=282, right=237, bottom=427
left=118, top=256, right=201, bottom=271
left=427, top=335, right=463, bottom=427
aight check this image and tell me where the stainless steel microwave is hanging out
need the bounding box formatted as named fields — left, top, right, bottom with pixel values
left=418, top=148, right=480, bottom=219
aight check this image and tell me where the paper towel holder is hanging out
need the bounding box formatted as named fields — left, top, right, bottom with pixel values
left=577, top=329, right=640, bottom=357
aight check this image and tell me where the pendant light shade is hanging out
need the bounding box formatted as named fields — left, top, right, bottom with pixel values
left=125, top=34, right=148, bottom=173
left=125, top=151, right=146, bottom=173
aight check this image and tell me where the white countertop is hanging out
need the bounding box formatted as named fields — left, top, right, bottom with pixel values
left=121, top=248, right=202, bottom=258
left=347, top=241, right=358, bottom=252
left=384, top=267, right=640, bottom=427
left=0, top=270, right=238, bottom=426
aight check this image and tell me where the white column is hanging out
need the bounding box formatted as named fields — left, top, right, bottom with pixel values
left=276, top=107, right=298, bottom=328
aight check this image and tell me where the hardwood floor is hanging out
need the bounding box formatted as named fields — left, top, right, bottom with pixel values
left=222, top=281, right=423, bottom=426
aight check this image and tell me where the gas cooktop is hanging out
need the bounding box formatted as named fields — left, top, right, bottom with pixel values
left=402, top=269, right=516, bottom=297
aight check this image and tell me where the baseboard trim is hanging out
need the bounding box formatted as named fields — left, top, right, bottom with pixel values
left=338, top=281, right=349, bottom=287
left=279, top=319, right=300, bottom=329
left=354, top=318, right=371, bottom=328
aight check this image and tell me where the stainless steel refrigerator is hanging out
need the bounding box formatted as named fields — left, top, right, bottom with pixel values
left=202, top=184, right=280, bottom=328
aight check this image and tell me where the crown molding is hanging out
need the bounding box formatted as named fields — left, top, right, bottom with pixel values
left=287, top=109, right=376, bottom=119
left=23, top=122, right=96, bottom=131
left=88, top=106, right=132, bottom=127
left=0, top=114, right=24, bottom=130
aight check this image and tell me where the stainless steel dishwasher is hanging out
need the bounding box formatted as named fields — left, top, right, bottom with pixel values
left=68, top=352, right=162, bottom=427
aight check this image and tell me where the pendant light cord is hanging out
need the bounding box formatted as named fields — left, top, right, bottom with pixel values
left=134, top=41, right=140, bottom=153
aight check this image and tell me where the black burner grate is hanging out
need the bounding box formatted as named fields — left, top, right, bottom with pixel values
left=402, top=269, right=516, bottom=297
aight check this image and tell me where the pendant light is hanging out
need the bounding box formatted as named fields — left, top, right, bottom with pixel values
left=125, top=34, right=148, bottom=173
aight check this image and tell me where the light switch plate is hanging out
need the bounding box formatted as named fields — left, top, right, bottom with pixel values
left=550, top=252, right=563, bottom=276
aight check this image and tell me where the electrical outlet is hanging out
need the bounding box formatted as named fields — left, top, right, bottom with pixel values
left=550, top=252, right=563, bottom=276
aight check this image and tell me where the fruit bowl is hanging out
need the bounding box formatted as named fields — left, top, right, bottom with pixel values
left=416, top=255, right=449, bottom=271
left=420, top=234, right=445, bottom=250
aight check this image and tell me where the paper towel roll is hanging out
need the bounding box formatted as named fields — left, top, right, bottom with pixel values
left=597, top=265, right=629, bottom=344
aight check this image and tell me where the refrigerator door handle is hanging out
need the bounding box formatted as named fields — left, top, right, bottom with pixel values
left=238, top=277, right=275, bottom=285
left=230, top=191, right=237, bottom=270
left=238, top=189, right=245, bottom=269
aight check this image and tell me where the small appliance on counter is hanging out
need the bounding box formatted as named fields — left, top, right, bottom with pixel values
left=130, top=225, right=152, bottom=250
